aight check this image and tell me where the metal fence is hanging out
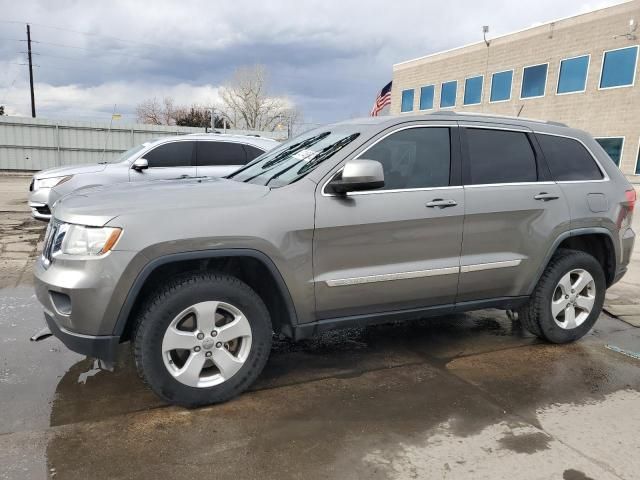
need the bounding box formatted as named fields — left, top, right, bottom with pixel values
left=0, top=116, right=287, bottom=171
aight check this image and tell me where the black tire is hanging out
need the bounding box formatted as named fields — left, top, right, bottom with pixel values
left=133, top=272, right=272, bottom=407
left=517, top=249, right=605, bottom=344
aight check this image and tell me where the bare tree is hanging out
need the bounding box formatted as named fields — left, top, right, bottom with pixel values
left=135, top=97, right=176, bottom=125
left=217, top=65, right=299, bottom=132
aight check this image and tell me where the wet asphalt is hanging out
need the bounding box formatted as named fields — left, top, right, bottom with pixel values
left=1, top=179, right=639, bottom=479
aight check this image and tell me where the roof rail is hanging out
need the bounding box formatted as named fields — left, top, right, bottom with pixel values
left=428, top=111, right=567, bottom=127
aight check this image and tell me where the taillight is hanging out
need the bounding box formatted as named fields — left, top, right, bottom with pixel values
left=625, top=189, right=636, bottom=213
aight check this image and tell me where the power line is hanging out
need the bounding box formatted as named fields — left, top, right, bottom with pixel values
left=0, top=19, right=186, bottom=53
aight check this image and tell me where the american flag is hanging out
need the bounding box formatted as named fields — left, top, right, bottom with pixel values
left=370, top=81, right=392, bottom=116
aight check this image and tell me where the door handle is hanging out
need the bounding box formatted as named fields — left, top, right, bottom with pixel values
left=426, top=198, right=458, bottom=208
left=534, top=192, right=559, bottom=201
left=179, top=174, right=190, bottom=179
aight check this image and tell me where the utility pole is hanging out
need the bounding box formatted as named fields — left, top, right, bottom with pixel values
left=26, top=24, right=36, bottom=118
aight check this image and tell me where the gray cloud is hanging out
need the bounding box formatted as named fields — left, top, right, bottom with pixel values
left=0, top=0, right=622, bottom=122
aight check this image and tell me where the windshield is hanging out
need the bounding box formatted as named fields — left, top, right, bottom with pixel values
left=113, top=144, right=147, bottom=164
left=228, top=128, right=361, bottom=187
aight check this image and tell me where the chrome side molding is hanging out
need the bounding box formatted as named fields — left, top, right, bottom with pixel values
left=326, top=259, right=522, bottom=287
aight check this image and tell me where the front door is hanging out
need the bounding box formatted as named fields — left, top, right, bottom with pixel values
left=457, top=125, right=570, bottom=302
left=313, top=124, right=465, bottom=320
left=130, top=140, right=196, bottom=181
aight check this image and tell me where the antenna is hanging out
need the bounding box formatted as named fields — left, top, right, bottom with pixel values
left=483, top=25, right=490, bottom=47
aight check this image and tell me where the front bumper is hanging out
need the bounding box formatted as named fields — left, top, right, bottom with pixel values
left=44, top=312, right=119, bottom=362
left=29, top=202, right=52, bottom=221
left=28, top=188, right=53, bottom=221
left=33, top=249, right=138, bottom=361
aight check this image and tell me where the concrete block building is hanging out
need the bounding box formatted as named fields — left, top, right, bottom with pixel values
left=391, top=0, right=640, bottom=179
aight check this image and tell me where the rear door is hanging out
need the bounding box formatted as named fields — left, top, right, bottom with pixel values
left=196, top=141, right=251, bottom=177
left=130, top=140, right=196, bottom=181
left=313, top=123, right=465, bottom=320
left=457, top=124, right=570, bottom=302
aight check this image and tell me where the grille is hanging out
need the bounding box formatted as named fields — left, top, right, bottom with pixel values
left=41, top=220, right=60, bottom=266
left=35, top=205, right=51, bottom=216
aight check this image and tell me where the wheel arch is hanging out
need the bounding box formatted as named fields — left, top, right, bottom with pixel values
left=530, top=228, right=617, bottom=293
left=114, top=249, right=298, bottom=342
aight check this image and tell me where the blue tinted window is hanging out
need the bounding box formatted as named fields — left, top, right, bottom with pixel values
left=401, top=89, right=414, bottom=112
left=521, top=64, right=548, bottom=98
left=595, top=137, right=623, bottom=166
left=440, top=81, right=457, bottom=108
left=557, top=55, right=589, bottom=94
left=490, top=70, right=512, bottom=102
left=464, top=76, right=483, bottom=105
left=419, top=85, right=435, bottom=110
left=600, top=46, right=638, bottom=88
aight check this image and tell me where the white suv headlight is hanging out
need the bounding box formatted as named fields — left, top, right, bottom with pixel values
left=46, top=222, right=122, bottom=258
left=34, top=175, right=73, bottom=190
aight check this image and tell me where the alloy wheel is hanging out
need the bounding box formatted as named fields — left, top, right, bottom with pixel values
left=551, top=269, right=596, bottom=330
left=161, top=301, right=252, bottom=388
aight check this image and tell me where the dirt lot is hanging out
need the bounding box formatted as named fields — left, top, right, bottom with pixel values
left=1, top=175, right=639, bottom=480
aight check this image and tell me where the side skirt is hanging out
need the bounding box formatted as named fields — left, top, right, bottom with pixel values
left=292, top=296, right=530, bottom=340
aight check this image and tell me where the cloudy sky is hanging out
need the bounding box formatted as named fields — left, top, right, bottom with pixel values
left=0, top=0, right=622, bottom=124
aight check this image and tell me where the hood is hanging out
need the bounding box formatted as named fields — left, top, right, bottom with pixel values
left=52, top=177, right=270, bottom=226
left=34, top=163, right=108, bottom=179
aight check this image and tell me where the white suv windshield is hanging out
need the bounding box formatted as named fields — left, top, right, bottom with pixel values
left=228, top=130, right=360, bottom=187
left=112, top=144, right=147, bottom=164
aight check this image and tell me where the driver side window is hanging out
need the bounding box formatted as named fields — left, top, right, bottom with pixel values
left=360, top=127, right=451, bottom=190
left=143, top=141, right=195, bottom=168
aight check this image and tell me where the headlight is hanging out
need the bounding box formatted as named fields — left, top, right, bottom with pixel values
left=34, top=175, right=73, bottom=190
left=50, top=223, right=122, bottom=256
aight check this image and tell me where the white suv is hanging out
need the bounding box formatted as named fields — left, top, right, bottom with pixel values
left=28, top=133, right=278, bottom=220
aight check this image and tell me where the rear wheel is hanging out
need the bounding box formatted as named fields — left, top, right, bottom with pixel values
left=518, top=249, right=605, bottom=343
left=133, top=273, right=272, bottom=407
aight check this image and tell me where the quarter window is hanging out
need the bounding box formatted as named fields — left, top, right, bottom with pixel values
left=440, top=81, right=457, bottom=108
left=197, top=141, right=247, bottom=166
left=361, top=127, right=451, bottom=190
left=521, top=64, right=548, bottom=98
left=600, top=46, right=638, bottom=89
left=243, top=144, right=266, bottom=161
left=143, top=141, right=194, bottom=168
left=401, top=89, right=414, bottom=112
left=557, top=55, right=589, bottom=94
left=463, top=76, right=483, bottom=105
left=490, top=70, right=513, bottom=102
left=595, top=137, right=624, bottom=166
left=465, top=129, right=537, bottom=185
left=537, top=134, right=603, bottom=181
left=419, top=85, right=435, bottom=110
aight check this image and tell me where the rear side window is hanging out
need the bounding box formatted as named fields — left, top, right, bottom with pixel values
left=361, top=127, right=450, bottom=190
left=197, top=141, right=247, bottom=166
left=144, top=141, right=194, bottom=168
left=465, top=129, right=537, bottom=185
left=243, top=144, right=265, bottom=161
left=537, top=134, right=603, bottom=181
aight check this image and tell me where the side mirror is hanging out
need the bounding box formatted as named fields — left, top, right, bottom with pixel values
left=132, top=158, right=149, bottom=171
left=327, top=159, right=385, bottom=194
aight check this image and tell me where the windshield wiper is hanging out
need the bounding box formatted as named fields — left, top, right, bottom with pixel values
left=265, top=133, right=360, bottom=186
left=241, top=132, right=331, bottom=183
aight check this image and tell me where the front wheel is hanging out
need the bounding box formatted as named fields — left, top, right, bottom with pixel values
left=133, top=273, right=272, bottom=407
left=518, top=249, right=605, bottom=344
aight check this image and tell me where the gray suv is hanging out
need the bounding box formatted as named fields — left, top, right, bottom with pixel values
left=28, top=133, right=277, bottom=220
left=33, top=113, right=636, bottom=407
